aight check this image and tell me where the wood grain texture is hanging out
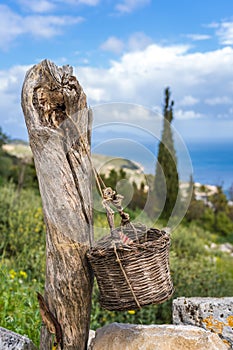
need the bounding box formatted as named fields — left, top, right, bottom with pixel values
left=21, top=60, right=93, bottom=350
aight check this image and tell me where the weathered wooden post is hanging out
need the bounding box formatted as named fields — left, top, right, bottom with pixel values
left=21, top=60, right=93, bottom=350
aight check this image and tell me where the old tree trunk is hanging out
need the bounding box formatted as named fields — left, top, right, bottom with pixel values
left=21, top=60, right=94, bottom=350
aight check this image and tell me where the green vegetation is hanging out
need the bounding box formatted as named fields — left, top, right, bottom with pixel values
left=0, top=146, right=38, bottom=191
left=0, top=127, right=9, bottom=148
left=185, top=183, right=233, bottom=241
left=0, top=183, right=45, bottom=346
left=1, top=179, right=233, bottom=346
left=99, top=168, right=148, bottom=212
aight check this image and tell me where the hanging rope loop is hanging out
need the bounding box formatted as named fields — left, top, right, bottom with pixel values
left=66, top=110, right=137, bottom=245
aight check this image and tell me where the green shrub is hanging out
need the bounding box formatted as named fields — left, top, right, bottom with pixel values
left=0, top=183, right=45, bottom=346
left=215, top=211, right=233, bottom=236
left=0, top=183, right=46, bottom=279
left=0, top=263, right=43, bottom=347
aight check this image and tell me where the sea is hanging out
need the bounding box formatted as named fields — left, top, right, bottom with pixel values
left=186, top=141, right=233, bottom=192
left=92, top=139, right=233, bottom=196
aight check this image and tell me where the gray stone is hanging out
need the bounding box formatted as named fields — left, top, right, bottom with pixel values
left=173, top=297, right=233, bottom=348
left=89, top=322, right=228, bottom=350
left=88, top=330, right=96, bottom=348
left=0, top=327, right=37, bottom=350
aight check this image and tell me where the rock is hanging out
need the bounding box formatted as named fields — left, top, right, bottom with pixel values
left=219, top=243, right=233, bottom=255
left=88, top=330, right=96, bottom=348
left=173, top=297, right=233, bottom=348
left=0, top=327, right=37, bottom=350
left=89, top=322, right=228, bottom=350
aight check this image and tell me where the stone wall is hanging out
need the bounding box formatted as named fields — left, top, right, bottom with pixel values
left=0, top=327, right=37, bottom=350
left=2, top=297, right=233, bottom=349
left=173, top=297, right=233, bottom=349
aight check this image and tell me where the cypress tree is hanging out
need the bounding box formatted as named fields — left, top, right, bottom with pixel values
left=154, top=87, right=179, bottom=219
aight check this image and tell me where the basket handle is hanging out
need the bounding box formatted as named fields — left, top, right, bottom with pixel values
left=102, top=187, right=130, bottom=229
left=102, top=187, right=139, bottom=243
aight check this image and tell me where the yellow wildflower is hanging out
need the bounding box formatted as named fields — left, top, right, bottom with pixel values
left=9, top=269, right=17, bottom=279
left=19, top=270, right=28, bottom=279
left=128, top=310, right=135, bottom=315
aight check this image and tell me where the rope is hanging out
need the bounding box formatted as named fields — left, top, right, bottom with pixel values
left=114, top=245, right=141, bottom=309
left=65, top=109, right=143, bottom=308
left=66, top=110, right=139, bottom=244
left=73, top=126, right=105, bottom=197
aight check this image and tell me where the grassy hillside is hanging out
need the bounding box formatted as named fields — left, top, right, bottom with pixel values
left=1, top=141, right=233, bottom=347
left=2, top=144, right=32, bottom=159
left=0, top=182, right=233, bottom=347
left=3, top=143, right=148, bottom=188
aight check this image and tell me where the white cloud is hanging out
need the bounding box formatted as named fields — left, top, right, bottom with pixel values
left=206, top=22, right=219, bottom=29
left=18, top=0, right=55, bottom=13
left=0, top=65, right=30, bottom=138
left=79, top=39, right=233, bottom=145
left=185, top=34, right=211, bottom=41
left=128, top=32, right=152, bottom=51
left=205, top=96, right=232, bottom=105
left=216, top=21, right=233, bottom=45
left=0, top=5, right=23, bottom=48
left=175, top=109, right=203, bottom=120
left=76, top=0, right=100, bottom=4
left=104, top=105, right=155, bottom=122
left=228, top=107, right=233, bottom=115
left=115, top=0, right=150, bottom=13
left=23, top=15, right=83, bottom=38
left=0, top=5, right=83, bottom=49
left=100, top=32, right=152, bottom=54
left=85, top=87, right=106, bottom=102
left=179, top=95, right=199, bottom=107
left=75, top=43, right=233, bottom=144
left=19, top=0, right=101, bottom=9
left=59, top=0, right=100, bottom=5
left=2, top=42, right=233, bottom=141
left=100, top=37, right=124, bottom=54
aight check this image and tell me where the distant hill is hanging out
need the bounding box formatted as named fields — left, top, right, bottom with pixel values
left=10, top=139, right=29, bottom=145
left=92, top=153, right=147, bottom=188
left=2, top=143, right=32, bottom=160
left=3, top=142, right=222, bottom=200
left=2, top=143, right=148, bottom=188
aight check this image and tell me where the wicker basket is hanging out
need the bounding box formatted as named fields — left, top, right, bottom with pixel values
left=87, top=223, right=174, bottom=311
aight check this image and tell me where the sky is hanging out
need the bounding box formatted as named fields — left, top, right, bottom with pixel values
left=1, top=0, right=233, bottom=145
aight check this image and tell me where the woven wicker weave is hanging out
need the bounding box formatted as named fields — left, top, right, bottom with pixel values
left=87, top=223, right=174, bottom=311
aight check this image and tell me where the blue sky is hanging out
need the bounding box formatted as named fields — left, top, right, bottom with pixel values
left=1, top=0, right=233, bottom=144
